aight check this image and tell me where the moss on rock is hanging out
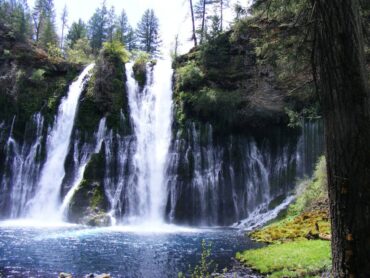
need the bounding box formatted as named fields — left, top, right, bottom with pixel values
left=173, top=26, right=287, bottom=133
left=68, top=151, right=111, bottom=226
left=75, top=41, right=131, bottom=134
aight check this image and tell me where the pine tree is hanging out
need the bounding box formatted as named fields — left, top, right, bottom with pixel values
left=88, top=1, right=109, bottom=54
left=313, top=0, right=370, bottom=276
left=106, top=6, right=115, bottom=43
left=125, top=26, right=137, bottom=51
left=60, top=4, right=68, bottom=50
left=32, top=0, right=58, bottom=47
left=0, top=0, right=32, bottom=39
left=136, top=9, right=161, bottom=56
left=115, top=10, right=128, bottom=43
left=66, top=19, right=87, bottom=48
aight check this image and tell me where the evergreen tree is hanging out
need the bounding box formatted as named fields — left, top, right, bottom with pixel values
left=106, top=6, right=115, bottom=42
left=194, top=0, right=224, bottom=43
left=0, top=0, right=32, bottom=39
left=66, top=19, right=87, bottom=48
left=88, top=1, right=109, bottom=54
left=115, top=10, right=128, bottom=43
left=136, top=9, right=161, bottom=56
left=125, top=26, right=137, bottom=51
left=32, top=0, right=58, bottom=47
left=313, top=0, right=370, bottom=275
left=115, top=9, right=137, bottom=50
left=60, top=4, right=68, bottom=50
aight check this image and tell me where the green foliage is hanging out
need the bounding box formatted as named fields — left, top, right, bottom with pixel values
left=178, top=240, right=218, bottom=278
left=132, top=51, right=150, bottom=86
left=285, top=105, right=320, bottom=128
left=66, top=38, right=93, bottom=64
left=46, top=42, right=62, bottom=60
left=250, top=210, right=330, bottom=243
left=176, top=61, right=204, bottom=91
left=39, top=16, right=58, bottom=48
left=136, top=9, right=161, bottom=56
left=199, top=32, right=230, bottom=72
left=91, top=186, right=105, bottom=209
left=101, top=40, right=130, bottom=63
left=114, top=9, right=137, bottom=51
left=236, top=240, right=331, bottom=278
left=249, top=156, right=329, bottom=244
left=191, top=88, right=244, bottom=127
left=288, top=156, right=327, bottom=216
left=30, top=69, right=46, bottom=83
left=66, top=19, right=87, bottom=48
left=0, top=0, right=33, bottom=40
left=89, top=1, right=111, bottom=54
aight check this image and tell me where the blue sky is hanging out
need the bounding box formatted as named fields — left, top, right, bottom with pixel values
left=30, top=0, right=249, bottom=53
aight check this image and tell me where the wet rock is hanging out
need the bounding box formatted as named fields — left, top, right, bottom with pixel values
left=85, top=274, right=111, bottom=278
left=214, top=259, right=263, bottom=278
left=85, top=212, right=112, bottom=227
left=59, top=273, right=73, bottom=278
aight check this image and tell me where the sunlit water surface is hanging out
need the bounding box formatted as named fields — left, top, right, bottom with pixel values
left=0, top=221, right=261, bottom=277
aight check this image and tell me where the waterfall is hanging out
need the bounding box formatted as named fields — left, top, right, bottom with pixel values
left=115, top=59, right=173, bottom=224
left=0, top=58, right=324, bottom=227
left=165, top=121, right=324, bottom=226
left=0, top=114, right=44, bottom=218
left=60, top=117, right=107, bottom=217
left=27, top=64, right=94, bottom=221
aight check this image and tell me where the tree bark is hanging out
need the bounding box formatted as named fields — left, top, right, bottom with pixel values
left=313, top=0, right=370, bottom=276
left=189, top=0, right=198, bottom=47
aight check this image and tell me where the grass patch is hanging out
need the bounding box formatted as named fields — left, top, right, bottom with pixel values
left=236, top=240, right=331, bottom=278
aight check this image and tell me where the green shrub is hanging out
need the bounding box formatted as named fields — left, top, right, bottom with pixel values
left=178, top=240, right=220, bottom=278
left=46, top=43, right=63, bottom=59
left=288, top=156, right=327, bottom=216
left=67, top=38, right=93, bottom=64
left=30, top=69, right=46, bottom=83
left=132, top=51, right=151, bottom=86
left=192, top=88, right=243, bottom=125
left=101, top=40, right=130, bottom=63
left=176, top=61, right=204, bottom=91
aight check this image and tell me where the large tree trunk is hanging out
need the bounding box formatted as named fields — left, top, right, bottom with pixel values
left=313, top=0, right=370, bottom=276
left=189, top=0, right=198, bottom=47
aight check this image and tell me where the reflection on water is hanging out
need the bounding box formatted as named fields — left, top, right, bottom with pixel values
left=0, top=223, right=262, bottom=278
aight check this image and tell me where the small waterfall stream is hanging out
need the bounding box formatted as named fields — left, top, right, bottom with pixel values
left=27, top=64, right=94, bottom=221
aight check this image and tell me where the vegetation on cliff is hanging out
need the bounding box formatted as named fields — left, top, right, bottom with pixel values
left=0, top=24, right=81, bottom=140
left=75, top=41, right=130, bottom=134
left=174, top=29, right=286, bottom=133
left=68, top=150, right=111, bottom=226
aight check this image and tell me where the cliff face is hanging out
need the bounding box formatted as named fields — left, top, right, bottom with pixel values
left=173, top=28, right=294, bottom=134
left=0, top=25, right=82, bottom=139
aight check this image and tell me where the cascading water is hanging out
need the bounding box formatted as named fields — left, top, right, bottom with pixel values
left=60, top=117, right=107, bottom=216
left=0, top=58, right=324, bottom=228
left=0, top=114, right=44, bottom=218
left=27, top=64, right=94, bottom=221
left=123, top=59, right=174, bottom=224
left=165, top=121, right=324, bottom=226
